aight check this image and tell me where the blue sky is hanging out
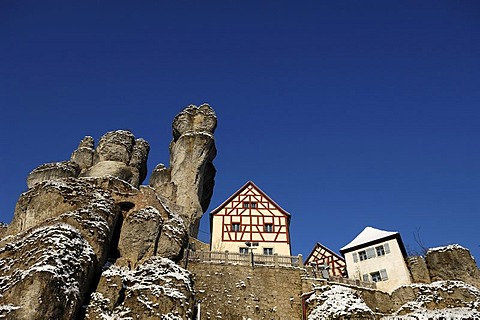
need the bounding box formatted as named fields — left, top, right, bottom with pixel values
left=1, top=1, right=479, bottom=260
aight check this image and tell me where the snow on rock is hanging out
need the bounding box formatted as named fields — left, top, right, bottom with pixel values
left=381, top=307, right=480, bottom=319
left=382, top=281, right=480, bottom=319
left=0, top=223, right=96, bottom=319
left=307, top=285, right=374, bottom=320
left=117, top=206, right=164, bottom=267
left=85, top=257, right=194, bottom=320
left=156, top=212, right=188, bottom=262
left=427, top=244, right=469, bottom=254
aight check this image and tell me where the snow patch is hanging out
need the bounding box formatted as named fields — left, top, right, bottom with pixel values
left=427, top=244, right=469, bottom=254
left=307, top=285, right=374, bottom=319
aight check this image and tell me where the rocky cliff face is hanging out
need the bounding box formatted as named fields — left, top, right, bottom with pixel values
left=0, top=104, right=217, bottom=319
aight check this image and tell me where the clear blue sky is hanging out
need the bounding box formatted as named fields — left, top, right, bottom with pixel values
left=1, top=1, right=479, bottom=260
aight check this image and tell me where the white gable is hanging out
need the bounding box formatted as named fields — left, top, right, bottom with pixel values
left=341, top=226, right=398, bottom=251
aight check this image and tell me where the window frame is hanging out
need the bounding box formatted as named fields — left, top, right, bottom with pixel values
left=370, top=271, right=382, bottom=282
left=231, top=223, right=241, bottom=232
left=264, top=223, right=273, bottom=232
left=376, top=245, right=386, bottom=256
left=263, top=248, right=274, bottom=255
left=358, top=250, right=367, bottom=261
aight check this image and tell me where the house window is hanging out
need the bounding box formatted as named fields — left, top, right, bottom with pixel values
left=376, top=245, right=385, bottom=256
left=362, top=274, right=369, bottom=282
left=358, top=250, right=367, bottom=261
left=370, top=271, right=382, bottom=282
left=263, top=248, right=273, bottom=255
left=264, top=223, right=273, bottom=232
left=231, top=223, right=241, bottom=232
left=239, top=247, right=249, bottom=255
left=370, top=269, right=388, bottom=282
left=243, top=202, right=257, bottom=208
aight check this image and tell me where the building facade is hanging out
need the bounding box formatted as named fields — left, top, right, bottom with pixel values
left=305, top=242, right=346, bottom=277
left=340, top=226, right=412, bottom=292
left=210, top=181, right=291, bottom=256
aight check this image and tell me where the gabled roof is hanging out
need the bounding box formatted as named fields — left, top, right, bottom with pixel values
left=305, top=242, right=345, bottom=264
left=340, top=226, right=399, bottom=253
left=210, top=180, right=291, bottom=217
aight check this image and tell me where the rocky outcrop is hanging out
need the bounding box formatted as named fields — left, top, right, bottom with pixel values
left=85, top=257, right=194, bottom=320
left=406, top=256, right=431, bottom=284
left=0, top=104, right=217, bottom=319
left=70, top=136, right=95, bottom=170
left=0, top=224, right=97, bottom=319
left=80, top=131, right=150, bottom=187
left=0, top=177, right=121, bottom=319
left=307, top=281, right=480, bottom=319
left=425, top=244, right=480, bottom=289
left=27, top=130, right=151, bottom=189
left=150, top=104, right=217, bottom=236
left=307, top=285, right=375, bottom=319
left=26, top=161, right=80, bottom=189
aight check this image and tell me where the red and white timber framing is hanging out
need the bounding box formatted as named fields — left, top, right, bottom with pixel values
left=210, top=181, right=291, bottom=256
left=305, top=242, right=346, bottom=277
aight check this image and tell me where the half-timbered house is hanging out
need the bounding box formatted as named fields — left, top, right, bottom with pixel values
left=210, top=181, right=291, bottom=256
left=305, top=242, right=346, bottom=277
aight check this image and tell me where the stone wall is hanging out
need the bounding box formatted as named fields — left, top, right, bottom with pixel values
left=188, top=262, right=304, bottom=320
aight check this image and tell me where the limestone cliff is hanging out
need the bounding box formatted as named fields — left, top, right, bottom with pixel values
left=0, top=104, right=216, bottom=319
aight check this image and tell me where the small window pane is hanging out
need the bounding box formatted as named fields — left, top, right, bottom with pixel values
left=358, top=250, right=367, bottom=261
left=243, top=202, right=249, bottom=208
left=370, top=271, right=381, bottom=282
left=239, top=247, right=249, bottom=255
left=251, top=202, right=257, bottom=208
left=362, top=274, right=369, bottom=282
left=232, top=223, right=241, bottom=232
left=264, top=223, right=273, bottom=232
left=263, top=248, right=273, bottom=255
left=376, top=245, right=386, bottom=256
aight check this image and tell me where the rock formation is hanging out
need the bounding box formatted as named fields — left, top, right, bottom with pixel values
left=0, top=104, right=217, bottom=319
left=425, top=244, right=480, bottom=289
left=27, top=130, right=151, bottom=189
left=150, top=104, right=217, bottom=237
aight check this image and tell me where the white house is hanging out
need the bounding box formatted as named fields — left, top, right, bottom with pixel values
left=340, top=226, right=411, bottom=292
left=210, top=181, right=291, bottom=256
